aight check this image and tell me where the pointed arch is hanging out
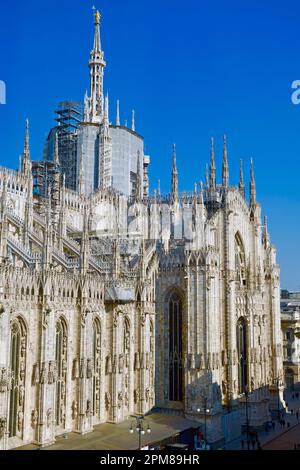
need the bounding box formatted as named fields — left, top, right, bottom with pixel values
left=92, top=316, right=101, bottom=417
left=55, top=316, right=68, bottom=429
left=168, top=291, right=183, bottom=402
left=9, top=317, right=27, bottom=438
left=237, top=316, right=248, bottom=393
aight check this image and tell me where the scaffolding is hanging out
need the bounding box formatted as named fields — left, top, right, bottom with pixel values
left=55, top=101, right=82, bottom=191
left=32, top=160, right=60, bottom=214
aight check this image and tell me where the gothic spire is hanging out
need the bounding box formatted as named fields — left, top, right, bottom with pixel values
left=199, top=180, right=204, bottom=205
left=205, top=164, right=209, bottom=189
left=194, top=182, right=197, bottom=196
left=84, top=90, right=89, bottom=122
left=250, top=159, right=256, bottom=206
left=116, top=99, right=120, bottom=126
left=239, top=159, right=245, bottom=197
left=157, top=179, right=161, bottom=200
left=22, top=118, right=31, bottom=175
left=88, top=9, right=106, bottom=123
left=209, top=137, right=216, bottom=191
left=222, top=135, right=229, bottom=188
left=171, top=144, right=179, bottom=203
left=93, top=8, right=101, bottom=52
left=263, top=215, right=270, bottom=248
left=132, top=109, right=135, bottom=132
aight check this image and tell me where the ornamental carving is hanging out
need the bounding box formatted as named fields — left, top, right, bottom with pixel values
left=105, top=392, right=111, bottom=410
left=134, top=388, right=140, bottom=404
left=79, top=358, right=86, bottom=378
left=118, top=392, right=123, bottom=409
left=72, top=401, right=78, bottom=419
left=48, top=361, right=57, bottom=384
left=0, top=368, right=11, bottom=392
left=72, top=358, right=79, bottom=379
left=134, top=352, right=140, bottom=371
left=86, top=359, right=93, bottom=379
left=32, top=363, right=40, bottom=385
left=46, top=408, right=52, bottom=427
left=40, top=362, right=47, bottom=384
left=106, top=355, right=112, bottom=375
left=0, top=418, right=6, bottom=439
left=31, top=409, right=38, bottom=428
left=119, top=354, right=124, bottom=374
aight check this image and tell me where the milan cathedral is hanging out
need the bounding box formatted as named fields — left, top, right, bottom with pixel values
left=0, top=11, right=283, bottom=449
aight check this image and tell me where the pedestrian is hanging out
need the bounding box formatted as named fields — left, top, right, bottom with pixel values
left=292, top=394, right=295, bottom=400
left=241, top=439, right=244, bottom=450
left=291, top=409, right=294, bottom=415
left=257, top=442, right=262, bottom=450
left=296, top=392, right=299, bottom=399
left=272, top=421, right=275, bottom=430
left=287, top=422, right=290, bottom=428
left=296, top=411, right=299, bottom=420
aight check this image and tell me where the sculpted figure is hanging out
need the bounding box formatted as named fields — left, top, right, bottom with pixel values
left=47, top=408, right=52, bottom=427
left=31, top=409, right=38, bottom=428
left=72, top=401, right=78, bottom=420
left=105, top=392, right=111, bottom=410
left=86, top=359, right=93, bottom=378
left=40, top=363, right=47, bottom=384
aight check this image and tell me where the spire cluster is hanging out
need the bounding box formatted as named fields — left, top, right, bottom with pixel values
left=168, top=136, right=257, bottom=208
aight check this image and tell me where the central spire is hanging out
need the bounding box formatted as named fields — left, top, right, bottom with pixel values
left=93, top=9, right=101, bottom=52
left=87, top=8, right=106, bottom=123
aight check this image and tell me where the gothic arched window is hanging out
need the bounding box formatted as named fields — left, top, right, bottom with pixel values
left=235, top=233, right=247, bottom=287
left=55, top=318, right=67, bottom=429
left=237, top=317, right=248, bottom=394
left=169, top=293, right=183, bottom=402
left=92, top=318, right=101, bottom=417
left=9, top=318, right=27, bottom=438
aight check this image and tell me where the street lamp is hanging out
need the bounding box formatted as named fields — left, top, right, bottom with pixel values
left=244, top=385, right=250, bottom=450
left=129, top=416, right=151, bottom=450
left=197, top=397, right=210, bottom=449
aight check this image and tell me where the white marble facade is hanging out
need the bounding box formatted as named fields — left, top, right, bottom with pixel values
left=0, top=11, right=284, bottom=449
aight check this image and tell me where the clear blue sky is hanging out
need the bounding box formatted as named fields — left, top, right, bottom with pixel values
left=0, top=0, right=300, bottom=290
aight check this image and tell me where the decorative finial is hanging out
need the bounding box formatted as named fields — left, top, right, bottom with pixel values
left=93, top=6, right=101, bottom=25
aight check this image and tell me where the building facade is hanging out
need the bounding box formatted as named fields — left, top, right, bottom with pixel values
left=281, top=294, right=300, bottom=390
left=0, top=11, right=284, bottom=450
